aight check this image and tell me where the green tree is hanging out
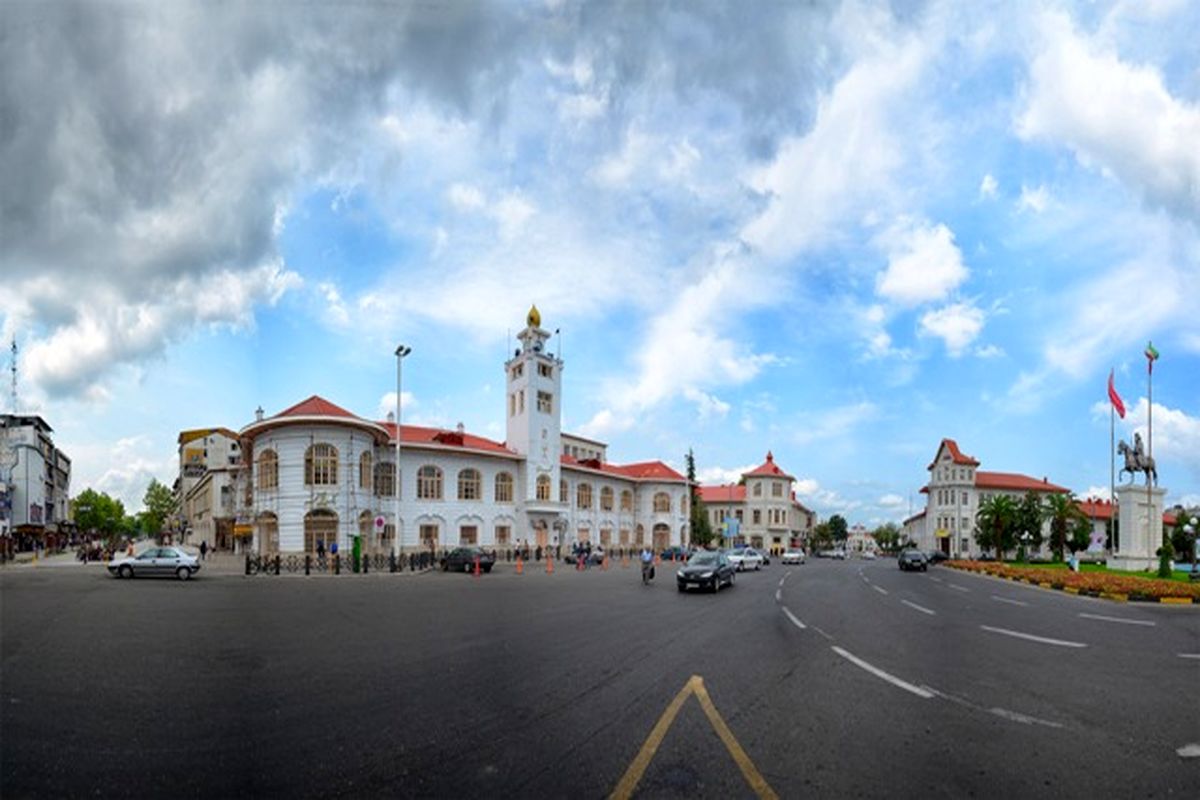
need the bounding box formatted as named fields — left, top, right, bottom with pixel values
left=810, top=521, right=833, bottom=551
left=872, top=522, right=900, bottom=552
left=828, top=515, right=848, bottom=543
left=685, top=449, right=713, bottom=548
left=1068, top=515, right=1093, bottom=555
left=975, top=494, right=1017, bottom=561
left=1015, top=491, right=1045, bottom=552
left=1044, top=493, right=1084, bottom=563
left=141, top=478, right=177, bottom=538
left=72, top=489, right=127, bottom=547
left=1168, top=507, right=1199, bottom=568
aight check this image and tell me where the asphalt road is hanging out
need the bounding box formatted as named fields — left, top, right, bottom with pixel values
left=1, top=557, right=1197, bottom=799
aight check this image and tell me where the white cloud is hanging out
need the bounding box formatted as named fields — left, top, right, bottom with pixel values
left=875, top=221, right=969, bottom=307
left=1121, top=397, right=1200, bottom=478
left=794, top=401, right=879, bottom=445
left=975, top=344, right=1005, bottom=359
left=793, top=477, right=862, bottom=515
left=878, top=493, right=906, bottom=508
left=318, top=282, right=350, bottom=328
left=918, top=302, right=985, bottom=357
left=493, top=193, right=536, bottom=239
left=979, top=173, right=998, bottom=198
left=1017, top=11, right=1200, bottom=219
left=1016, top=184, right=1049, bottom=213
left=682, top=388, right=731, bottom=421
left=697, top=464, right=757, bottom=485
left=376, top=391, right=417, bottom=421
left=1082, top=486, right=1113, bottom=501
left=447, top=183, right=487, bottom=211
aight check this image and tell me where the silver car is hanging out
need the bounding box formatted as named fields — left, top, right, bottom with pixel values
left=107, top=546, right=200, bottom=580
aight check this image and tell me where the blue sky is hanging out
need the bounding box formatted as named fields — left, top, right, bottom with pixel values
left=2, top=0, right=1198, bottom=522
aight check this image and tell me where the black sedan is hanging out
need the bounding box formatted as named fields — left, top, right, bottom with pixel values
left=676, top=551, right=735, bottom=593
left=440, top=546, right=495, bottom=573
left=898, top=549, right=928, bottom=572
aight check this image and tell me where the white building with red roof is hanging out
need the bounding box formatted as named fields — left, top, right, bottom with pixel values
left=697, top=452, right=814, bottom=552
left=913, top=438, right=1071, bottom=558
left=193, top=307, right=691, bottom=555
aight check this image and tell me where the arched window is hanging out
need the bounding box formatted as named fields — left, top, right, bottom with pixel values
left=620, top=490, right=633, bottom=512
left=653, top=492, right=670, bottom=513
left=495, top=472, right=514, bottom=503
left=305, top=444, right=339, bottom=486
left=417, top=465, right=443, bottom=500
left=458, top=469, right=481, bottom=501
left=560, top=479, right=568, bottom=503
left=257, top=450, right=278, bottom=491
left=600, top=486, right=614, bottom=511
left=577, top=483, right=593, bottom=509
left=374, top=462, right=395, bottom=497
left=359, top=452, right=373, bottom=490
left=536, top=474, right=551, bottom=501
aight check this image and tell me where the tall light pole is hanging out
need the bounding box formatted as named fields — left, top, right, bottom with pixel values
left=394, top=345, right=411, bottom=554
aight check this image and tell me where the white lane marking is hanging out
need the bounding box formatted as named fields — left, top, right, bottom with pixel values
left=901, top=599, right=936, bottom=615
left=781, top=607, right=807, bottom=630
left=778, top=577, right=786, bottom=587
left=980, top=625, right=1087, bottom=648
left=991, top=595, right=1028, bottom=607
left=988, top=707, right=1064, bottom=729
left=831, top=646, right=933, bottom=699
left=1078, top=612, right=1156, bottom=627
left=811, top=625, right=834, bottom=641
left=929, top=576, right=943, bottom=583
left=1178, top=653, right=1200, bottom=660
left=775, top=589, right=781, bottom=602
left=948, top=583, right=969, bottom=592
left=872, top=585, right=889, bottom=596
left=1178, top=743, right=1200, bottom=758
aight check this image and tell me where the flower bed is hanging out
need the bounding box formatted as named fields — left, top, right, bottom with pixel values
left=947, top=560, right=1200, bottom=601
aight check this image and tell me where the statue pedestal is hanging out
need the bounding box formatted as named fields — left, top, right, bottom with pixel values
left=1110, top=484, right=1166, bottom=572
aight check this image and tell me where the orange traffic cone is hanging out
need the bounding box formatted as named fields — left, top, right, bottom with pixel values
left=474, top=555, right=481, bottom=577
left=654, top=554, right=661, bottom=566
left=516, top=556, right=524, bottom=575
left=546, top=556, right=554, bottom=574
left=602, top=556, right=609, bottom=571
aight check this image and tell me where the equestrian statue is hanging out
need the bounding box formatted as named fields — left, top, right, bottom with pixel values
left=1117, top=432, right=1157, bottom=486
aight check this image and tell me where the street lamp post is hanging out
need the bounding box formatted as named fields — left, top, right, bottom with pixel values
left=1185, top=517, right=1198, bottom=575
left=394, top=345, right=411, bottom=555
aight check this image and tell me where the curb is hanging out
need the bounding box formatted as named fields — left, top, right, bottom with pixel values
left=947, top=564, right=1196, bottom=605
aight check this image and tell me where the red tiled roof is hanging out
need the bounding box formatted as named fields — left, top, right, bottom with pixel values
left=275, top=395, right=360, bottom=420
left=927, top=438, right=981, bottom=470
left=1077, top=498, right=1115, bottom=520
left=903, top=509, right=926, bottom=524
left=559, top=455, right=687, bottom=482
left=699, top=484, right=746, bottom=503
left=1163, top=511, right=1178, bottom=526
left=377, top=422, right=518, bottom=456
left=744, top=450, right=795, bottom=479
left=974, top=471, right=1068, bottom=493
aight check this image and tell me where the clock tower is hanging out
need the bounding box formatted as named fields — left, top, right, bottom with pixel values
left=505, top=305, right=563, bottom=504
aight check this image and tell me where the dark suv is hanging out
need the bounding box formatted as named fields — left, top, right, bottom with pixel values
left=898, top=549, right=928, bottom=572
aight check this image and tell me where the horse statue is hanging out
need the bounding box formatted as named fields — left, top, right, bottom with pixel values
left=1117, top=434, right=1157, bottom=486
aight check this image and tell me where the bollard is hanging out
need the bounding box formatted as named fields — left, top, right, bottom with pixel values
left=274, top=555, right=281, bottom=576
left=363, top=553, right=369, bottom=574
left=305, top=554, right=311, bottom=576
left=390, top=553, right=396, bottom=573
left=245, top=555, right=251, bottom=576
left=334, top=554, right=341, bottom=575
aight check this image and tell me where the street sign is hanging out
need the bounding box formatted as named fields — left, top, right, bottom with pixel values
left=374, top=515, right=385, bottom=530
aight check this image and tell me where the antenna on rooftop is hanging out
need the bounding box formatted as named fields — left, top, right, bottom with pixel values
left=8, top=337, right=16, bottom=414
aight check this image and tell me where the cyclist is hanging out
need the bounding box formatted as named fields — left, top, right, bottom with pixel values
left=640, top=546, right=654, bottom=584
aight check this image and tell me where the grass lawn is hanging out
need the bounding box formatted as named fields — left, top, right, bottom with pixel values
left=1003, top=561, right=1199, bottom=584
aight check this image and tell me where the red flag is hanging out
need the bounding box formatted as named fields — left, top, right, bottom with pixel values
left=1107, top=369, right=1125, bottom=419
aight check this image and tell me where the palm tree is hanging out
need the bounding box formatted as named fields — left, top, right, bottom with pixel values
left=1044, top=493, right=1084, bottom=562
left=975, top=494, right=1017, bottom=561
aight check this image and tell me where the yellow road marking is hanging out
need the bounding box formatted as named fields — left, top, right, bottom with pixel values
left=608, top=675, right=778, bottom=800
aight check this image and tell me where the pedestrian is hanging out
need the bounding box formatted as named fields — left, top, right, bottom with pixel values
left=317, top=539, right=326, bottom=566
left=199, top=540, right=208, bottom=561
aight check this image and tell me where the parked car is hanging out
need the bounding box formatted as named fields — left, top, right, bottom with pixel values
left=660, top=546, right=688, bottom=562
left=676, top=550, right=735, bottom=593
left=860, top=550, right=877, bottom=560
left=107, top=546, right=200, bottom=580
left=898, top=549, right=928, bottom=572
left=781, top=549, right=807, bottom=565
left=925, top=550, right=949, bottom=564
left=727, top=547, right=764, bottom=571
left=564, top=548, right=605, bottom=566
left=440, top=546, right=495, bottom=573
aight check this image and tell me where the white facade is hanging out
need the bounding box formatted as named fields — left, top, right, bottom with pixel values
left=699, top=453, right=814, bottom=552
left=227, top=308, right=691, bottom=555
left=1, top=414, right=72, bottom=543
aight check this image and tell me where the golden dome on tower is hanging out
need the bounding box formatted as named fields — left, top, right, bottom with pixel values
left=527, top=304, right=541, bottom=328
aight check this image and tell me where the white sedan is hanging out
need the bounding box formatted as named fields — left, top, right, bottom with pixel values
left=727, top=548, right=764, bottom=571
left=107, top=546, right=200, bottom=580
left=781, top=549, right=806, bottom=565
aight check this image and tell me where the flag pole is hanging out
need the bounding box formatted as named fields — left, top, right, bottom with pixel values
left=1146, top=344, right=1154, bottom=563
left=1110, top=391, right=1115, bottom=552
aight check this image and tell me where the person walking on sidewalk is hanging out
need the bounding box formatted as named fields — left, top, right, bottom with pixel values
left=199, top=541, right=208, bottom=561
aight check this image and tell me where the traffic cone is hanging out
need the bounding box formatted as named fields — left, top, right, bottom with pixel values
left=602, top=556, right=609, bottom=571
left=474, top=555, right=481, bottom=577
left=654, top=554, right=661, bottom=566
left=516, top=556, right=524, bottom=575
left=546, top=556, right=554, bottom=574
